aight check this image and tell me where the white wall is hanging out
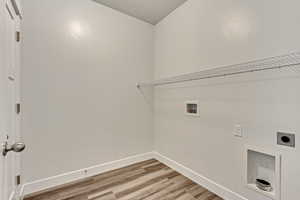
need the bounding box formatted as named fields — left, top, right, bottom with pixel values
left=21, top=0, right=154, bottom=183
left=154, top=0, right=300, bottom=200
left=21, top=0, right=300, bottom=199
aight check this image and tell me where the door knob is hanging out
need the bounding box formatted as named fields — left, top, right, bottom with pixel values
left=2, top=141, right=26, bottom=156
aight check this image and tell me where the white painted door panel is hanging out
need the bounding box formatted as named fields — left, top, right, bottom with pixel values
left=0, top=0, right=21, bottom=199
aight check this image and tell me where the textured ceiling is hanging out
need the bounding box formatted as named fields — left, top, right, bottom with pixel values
left=93, top=0, right=188, bottom=25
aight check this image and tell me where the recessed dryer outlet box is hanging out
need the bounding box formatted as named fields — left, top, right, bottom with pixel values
left=277, top=132, right=295, bottom=148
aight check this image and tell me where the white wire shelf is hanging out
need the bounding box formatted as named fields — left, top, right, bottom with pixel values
left=137, top=52, right=300, bottom=88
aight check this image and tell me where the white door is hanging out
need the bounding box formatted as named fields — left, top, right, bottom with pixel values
left=0, top=0, right=23, bottom=199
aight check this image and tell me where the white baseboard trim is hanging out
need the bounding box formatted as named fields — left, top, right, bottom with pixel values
left=9, top=191, right=15, bottom=200
left=153, top=152, right=248, bottom=200
left=21, top=151, right=248, bottom=200
left=21, top=152, right=154, bottom=197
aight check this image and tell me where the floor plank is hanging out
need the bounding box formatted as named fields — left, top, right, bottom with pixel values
left=24, top=160, right=224, bottom=200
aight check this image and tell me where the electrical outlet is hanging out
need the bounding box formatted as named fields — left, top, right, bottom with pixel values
left=277, top=132, right=295, bottom=148
left=15, top=175, right=21, bottom=185
left=234, top=125, right=243, bottom=137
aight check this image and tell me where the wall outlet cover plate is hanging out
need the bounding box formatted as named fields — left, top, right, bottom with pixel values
left=277, top=132, right=295, bottom=148
left=234, top=125, right=243, bottom=137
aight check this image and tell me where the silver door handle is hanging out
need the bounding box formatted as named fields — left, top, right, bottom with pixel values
left=2, top=141, right=26, bottom=156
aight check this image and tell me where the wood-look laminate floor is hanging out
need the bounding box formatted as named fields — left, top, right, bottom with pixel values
left=24, top=159, right=224, bottom=200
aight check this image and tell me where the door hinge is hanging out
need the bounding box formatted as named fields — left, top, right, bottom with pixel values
left=16, top=103, right=21, bottom=114
left=16, top=175, right=21, bottom=185
left=16, top=31, right=21, bottom=42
